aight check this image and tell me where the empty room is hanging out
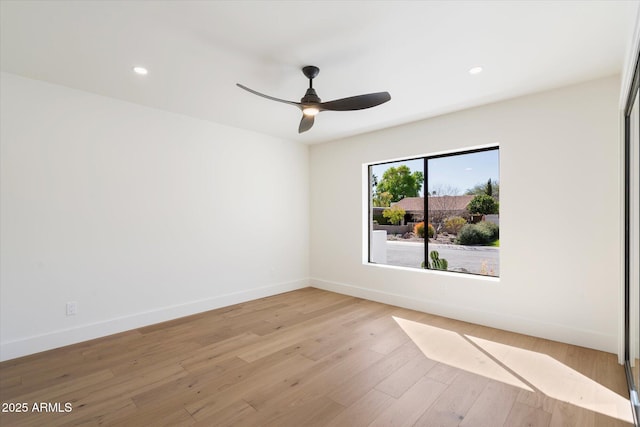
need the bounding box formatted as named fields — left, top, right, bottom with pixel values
left=1, top=1, right=640, bottom=426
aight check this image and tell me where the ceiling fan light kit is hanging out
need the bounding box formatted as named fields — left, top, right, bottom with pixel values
left=237, top=66, right=391, bottom=133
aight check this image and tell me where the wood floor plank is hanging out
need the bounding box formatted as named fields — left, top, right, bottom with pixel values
left=424, top=362, right=461, bottom=385
left=1, top=369, right=114, bottom=405
left=414, top=370, right=490, bottom=426
left=0, top=288, right=632, bottom=427
left=369, top=327, right=411, bottom=355
left=233, top=297, right=366, bottom=363
left=66, top=361, right=188, bottom=423
left=178, top=332, right=259, bottom=373
left=550, top=400, right=597, bottom=427
left=327, top=341, right=422, bottom=406
left=233, top=347, right=385, bottom=426
left=504, top=401, right=552, bottom=427
left=517, top=387, right=557, bottom=415
left=131, top=356, right=247, bottom=409
left=64, top=398, right=140, bottom=427
left=325, top=389, right=394, bottom=427
left=109, top=400, right=195, bottom=427
left=184, top=354, right=316, bottom=421
left=370, top=376, right=447, bottom=427
left=459, top=381, right=520, bottom=426
left=374, top=352, right=437, bottom=398
left=249, top=346, right=384, bottom=416
left=193, top=399, right=256, bottom=427
left=2, top=396, right=136, bottom=427
left=260, top=396, right=345, bottom=427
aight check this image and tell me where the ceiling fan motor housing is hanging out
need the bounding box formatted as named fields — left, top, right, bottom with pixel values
left=302, top=88, right=321, bottom=104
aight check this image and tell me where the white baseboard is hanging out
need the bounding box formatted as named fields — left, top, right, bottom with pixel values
left=310, top=277, right=617, bottom=354
left=0, top=279, right=308, bottom=362
left=2, top=277, right=616, bottom=361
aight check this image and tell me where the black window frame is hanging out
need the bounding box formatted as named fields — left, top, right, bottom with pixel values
left=368, top=145, right=500, bottom=277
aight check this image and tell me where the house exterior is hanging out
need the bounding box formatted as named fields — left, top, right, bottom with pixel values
left=391, top=195, right=475, bottom=223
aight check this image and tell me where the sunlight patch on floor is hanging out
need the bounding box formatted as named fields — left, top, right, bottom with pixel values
left=392, top=316, right=532, bottom=391
left=393, top=316, right=633, bottom=423
left=467, top=335, right=633, bottom=423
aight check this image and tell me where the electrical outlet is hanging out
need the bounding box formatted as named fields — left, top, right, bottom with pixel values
left=66, top=301, right=78, bottom=316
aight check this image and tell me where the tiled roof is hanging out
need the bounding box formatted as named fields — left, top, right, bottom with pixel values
left=392, top=195, right=474, bottom=212
left=391, top=197, right=424, bottom=211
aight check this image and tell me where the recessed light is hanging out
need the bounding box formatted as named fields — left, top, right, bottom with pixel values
left=468, top=66, right=483, bottom=75
left=133, top=66, right=148, bottom=75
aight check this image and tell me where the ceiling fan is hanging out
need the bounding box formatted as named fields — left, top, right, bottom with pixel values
left=237, top=66, right=391, bottom=134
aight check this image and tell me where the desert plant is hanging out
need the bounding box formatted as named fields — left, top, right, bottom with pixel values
left=414, top=222, right=435, bottom=238
left=456, top=221, right=499, bottom=245
left=382, top=206, right=405, bottom=225
left=422, top=250, right=448, bottom=270
left=444, top=216, right=467, bottom=234
left=479, top=260, right=496, bottom=276
left=456, top=224, right=486, bottom=245
left=476, top=221, right=499, bottom=241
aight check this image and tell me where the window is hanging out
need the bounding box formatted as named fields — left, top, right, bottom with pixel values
left=368, top=147, right=500, bottom=277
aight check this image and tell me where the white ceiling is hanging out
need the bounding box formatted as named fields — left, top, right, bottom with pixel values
left=1, top=1, right=638, bottom=144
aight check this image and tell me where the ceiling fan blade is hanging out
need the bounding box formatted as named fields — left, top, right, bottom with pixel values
left=299, top=115, right=315, bottom=133
left=319, top=92, right=391, bottom=111
left=236, top=84, right=300, bottom=107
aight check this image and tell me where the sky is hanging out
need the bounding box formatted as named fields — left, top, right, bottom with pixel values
left=370, top=149, right=499, bottom=196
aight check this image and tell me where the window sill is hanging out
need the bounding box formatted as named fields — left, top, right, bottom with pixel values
left=364, top=261, right=500, bottom=282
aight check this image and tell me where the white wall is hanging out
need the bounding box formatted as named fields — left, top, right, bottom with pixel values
left=0, top=72, right=309, bottom=361
left=310, top=76, right=621, bottom=353
left=0, top=71, right=623, bottom=360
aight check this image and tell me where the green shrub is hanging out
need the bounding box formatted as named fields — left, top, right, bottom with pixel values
left=476, top=221, right=499, bottom=241
left=373, top=214, right=390, bottom=225
left=382, top=206, right=405, bottom=225
left=444, top=216, right=467, bottom=234
left=456, top=221, right=499, bottom=245
left=456, top=224, right=486, bottom=245
left=467, top=194, right=499, bottom=215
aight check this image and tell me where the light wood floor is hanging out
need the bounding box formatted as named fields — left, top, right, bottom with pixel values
left=0, top=288, right=633, bottom=426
